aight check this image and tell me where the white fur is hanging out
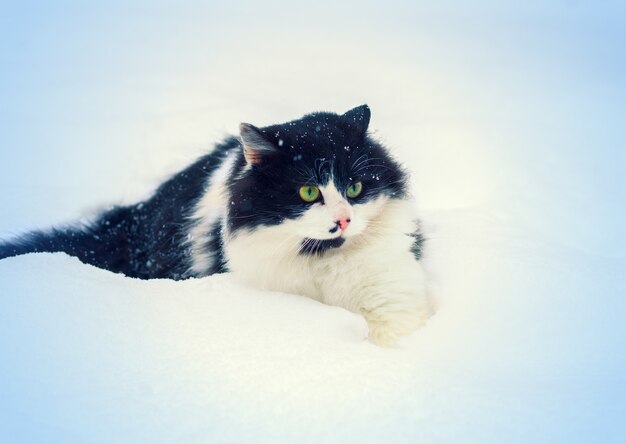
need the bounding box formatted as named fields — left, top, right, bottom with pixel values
left=222, top=183, right=433, bottom=347
left=187, top=151, right=238, bottom=276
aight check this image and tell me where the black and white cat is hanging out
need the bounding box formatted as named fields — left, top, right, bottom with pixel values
left=0, top=105, right=432, bottom=346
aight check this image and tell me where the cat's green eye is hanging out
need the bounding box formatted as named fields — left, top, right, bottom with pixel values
left=299, top=185, right=320, bottom=203
left=346, top=181, right=363, bottom=198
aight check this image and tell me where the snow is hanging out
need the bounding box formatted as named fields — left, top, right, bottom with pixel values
left=1, top=1, right=625, bottom=443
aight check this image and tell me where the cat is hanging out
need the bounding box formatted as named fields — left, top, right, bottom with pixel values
left=0, top=105, right=433, bottom=346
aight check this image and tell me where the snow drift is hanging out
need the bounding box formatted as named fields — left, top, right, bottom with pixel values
left=1, top=1, right=624, bottom=442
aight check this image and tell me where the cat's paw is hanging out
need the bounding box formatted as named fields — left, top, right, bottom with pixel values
left=361, top=303, right=432, bottom=347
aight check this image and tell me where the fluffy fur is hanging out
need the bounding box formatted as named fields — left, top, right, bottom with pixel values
left=0, top=105, right=432, bottom=346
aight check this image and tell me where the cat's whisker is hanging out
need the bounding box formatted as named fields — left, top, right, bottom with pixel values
left=350, top=156, right=388, bottom=170
left=270, top=233, right=300, bottom=257
left=352, top=164, right=399, bottom=176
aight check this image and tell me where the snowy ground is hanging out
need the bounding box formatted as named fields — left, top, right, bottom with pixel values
left=1, top=2, right=625, bottom=443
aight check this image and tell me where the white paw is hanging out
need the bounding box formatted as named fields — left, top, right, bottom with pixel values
left=362, top=303, right=432, bottom=347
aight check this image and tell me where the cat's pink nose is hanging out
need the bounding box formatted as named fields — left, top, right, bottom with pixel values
left=338, top=218, right=351, bottom=230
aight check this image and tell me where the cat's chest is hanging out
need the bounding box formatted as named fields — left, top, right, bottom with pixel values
left=225, top=232, right=378, bottom=303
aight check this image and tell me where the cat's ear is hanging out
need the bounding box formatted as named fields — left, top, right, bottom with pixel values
left=239, top=123, right=277, bottom=165
left=342, top=104, right=371, bottom=133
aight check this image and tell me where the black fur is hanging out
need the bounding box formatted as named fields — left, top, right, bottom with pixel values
left=409, top=229, right=425, bottom=261
left=0, top=105, right=419, bottom=279
left=0, top=138, right=238, bottom=279
left=300, top=238, right=346, bottom=255
left=205, top=220, right=228, bottom=275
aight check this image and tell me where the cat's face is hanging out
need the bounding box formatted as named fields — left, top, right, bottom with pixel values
left=228, top=105, right=408, bottom=254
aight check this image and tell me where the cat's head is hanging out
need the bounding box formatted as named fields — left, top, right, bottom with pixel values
left=228, top=105, right=409, bottom=254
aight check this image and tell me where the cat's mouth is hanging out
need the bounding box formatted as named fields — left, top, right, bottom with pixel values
left=299, top=237, right=345, bottom=255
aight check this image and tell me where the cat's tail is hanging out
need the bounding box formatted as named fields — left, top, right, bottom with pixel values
left=0, top=206, right=132, bottom=274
